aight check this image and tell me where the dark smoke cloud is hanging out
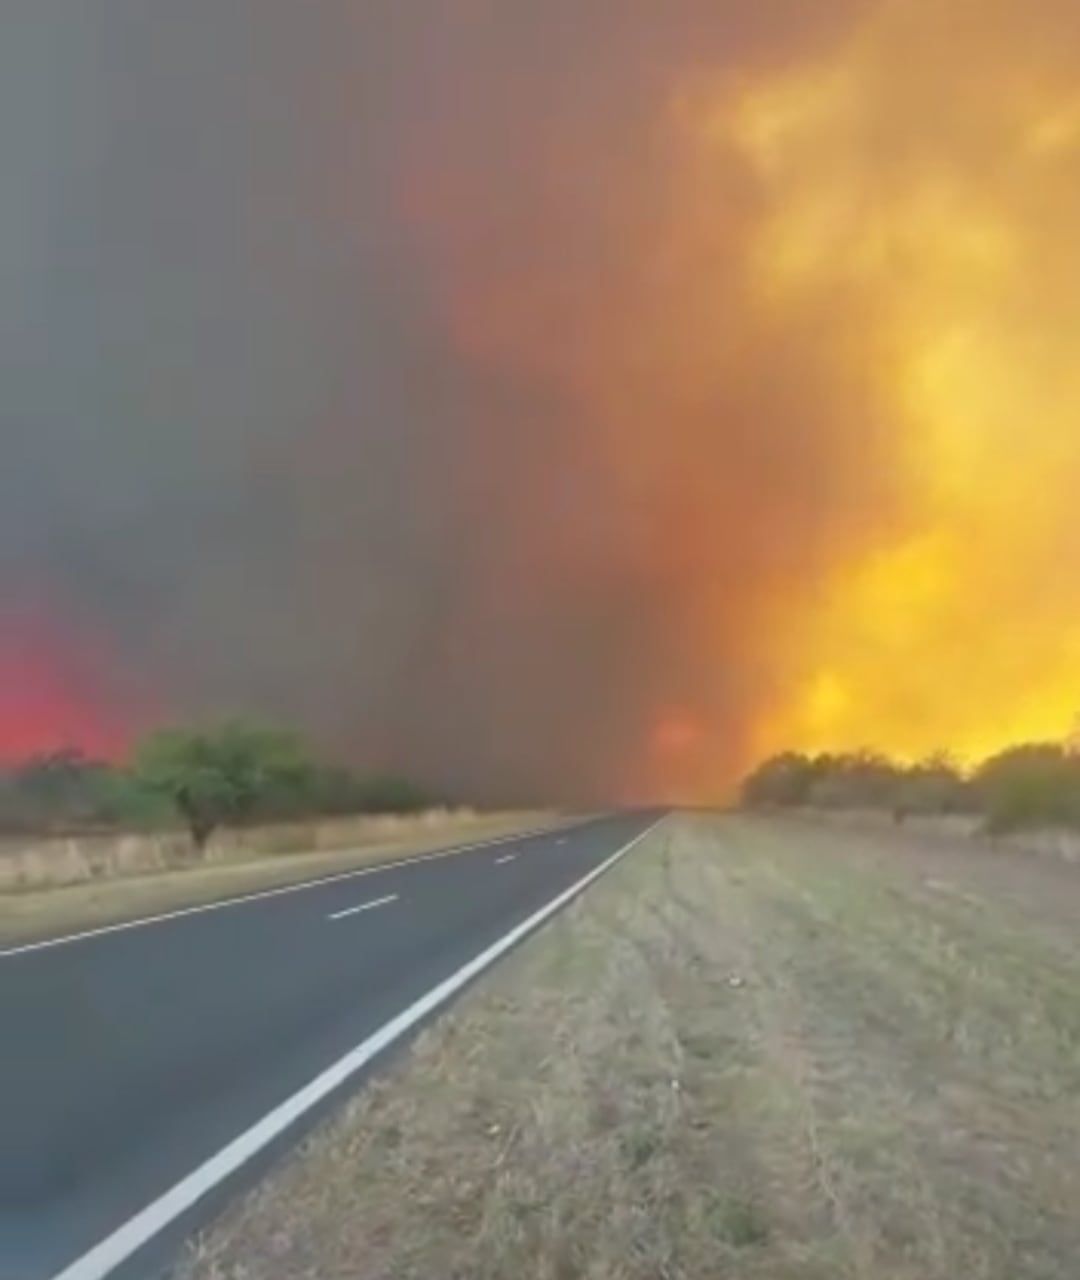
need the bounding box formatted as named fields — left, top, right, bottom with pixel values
left=2, top=1, right=884, bottom=801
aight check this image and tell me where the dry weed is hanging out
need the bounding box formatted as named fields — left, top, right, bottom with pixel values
left=180, top=815, right=1080, bottom=1279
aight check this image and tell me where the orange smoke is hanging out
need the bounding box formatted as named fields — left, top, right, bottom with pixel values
left=399, top=0, right=1080, bottom=797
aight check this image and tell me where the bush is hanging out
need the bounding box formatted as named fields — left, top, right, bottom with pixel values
left=805, top=753, right=904, bottom=811
left=742, top=751, right=915, bottom=813
left=0, top=726, right=443, bottom=845
left=0, top=750, right=169, bottom=834
left=740, top=753, right=822, bottom=807
left=974, top=744, right=1080, bottom=833
left=295, top=767, right=438, bottom=818
left=352, top=775, right=435, bottom=815
left=741, top=741, right=1080, bottom=833
left=890, top=755, right=969, bottom=819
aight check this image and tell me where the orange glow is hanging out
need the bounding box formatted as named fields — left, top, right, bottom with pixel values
left=650, top=716, right=706, bottom=762
left=652, top=711, right=703, bottom=758
left=715, top=0, right=1080, bottom=769
left=402, top=0, right=1080, bottom=796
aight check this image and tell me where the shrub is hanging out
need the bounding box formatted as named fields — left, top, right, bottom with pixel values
left=0, top=726, right=443, bottom=845
left=974, top=744, right=1080, bottom=833
left=0, top=750, right=169, bottom=833
left=740, top=753, right=820, bottom=807
left=741, top=740, right=1080, bottom=833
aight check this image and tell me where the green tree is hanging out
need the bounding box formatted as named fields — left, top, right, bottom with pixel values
left=134, top=722, right=316, bottom=848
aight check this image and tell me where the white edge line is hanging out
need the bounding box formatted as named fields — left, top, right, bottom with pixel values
left=48, top=814, right=665, bottom=1280
left=327, top=893, right=398, bottom=921
left=0, top=822, right=590, bottom=959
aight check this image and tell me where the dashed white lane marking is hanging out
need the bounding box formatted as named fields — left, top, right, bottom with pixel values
left=48, top=815, right=665, bottom=1280
left=494, top=854, right=517, bottom=865
left=0, top=822, right=581, bottom=959
left=328, top=894, right=398, bottom=921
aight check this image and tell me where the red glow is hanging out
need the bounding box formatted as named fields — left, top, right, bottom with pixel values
left=0, top=615, right=130, bottom=763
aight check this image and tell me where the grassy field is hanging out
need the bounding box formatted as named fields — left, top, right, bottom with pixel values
left=182, top=813, right=1080, bottom=1280
left=0, top=811, right=552, bottom=946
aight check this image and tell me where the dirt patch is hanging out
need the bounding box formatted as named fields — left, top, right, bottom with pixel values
left=0, top=811, right=554, bottom=946
left=180, top=814, right=1080, bottom=1280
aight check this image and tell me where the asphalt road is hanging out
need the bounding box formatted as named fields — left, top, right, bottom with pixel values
left=0, top=812, right=661, bottom=1280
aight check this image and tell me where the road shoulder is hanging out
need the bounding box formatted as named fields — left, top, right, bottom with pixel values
left=0, top=813, right=555, bottom=948
left=180, top=813, right=1080, bottom=1280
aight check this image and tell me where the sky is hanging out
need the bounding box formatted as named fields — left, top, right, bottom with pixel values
left=4, top=1, right=1080, bottom=801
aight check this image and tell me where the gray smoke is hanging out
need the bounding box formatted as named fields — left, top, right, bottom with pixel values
left=1, top=1, right=873, bottom=801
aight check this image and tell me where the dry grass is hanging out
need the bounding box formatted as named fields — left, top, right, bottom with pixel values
left=0, top=811, right=552, bottom=945
left=788, top=805, right=1080, bottom=867
left=181, top=813, right=1080, bottom=1280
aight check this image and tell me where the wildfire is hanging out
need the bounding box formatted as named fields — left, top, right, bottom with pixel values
left=9, top=0, right=1079, bottom=801
left=403, top=0, right=1080, bottom=794
left=704, top=0, right=1080, bottom=767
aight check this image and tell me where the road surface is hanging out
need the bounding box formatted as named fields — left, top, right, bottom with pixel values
left=0, top=812, right=661, bottom=1280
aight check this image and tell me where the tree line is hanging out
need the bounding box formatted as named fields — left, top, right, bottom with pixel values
left=0, top=722, right=439, bottom=848
left=741, top=742, right=1080, bottom=833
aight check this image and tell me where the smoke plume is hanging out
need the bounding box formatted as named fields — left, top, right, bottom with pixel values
left=4, top=1, right=1080, bottom=800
